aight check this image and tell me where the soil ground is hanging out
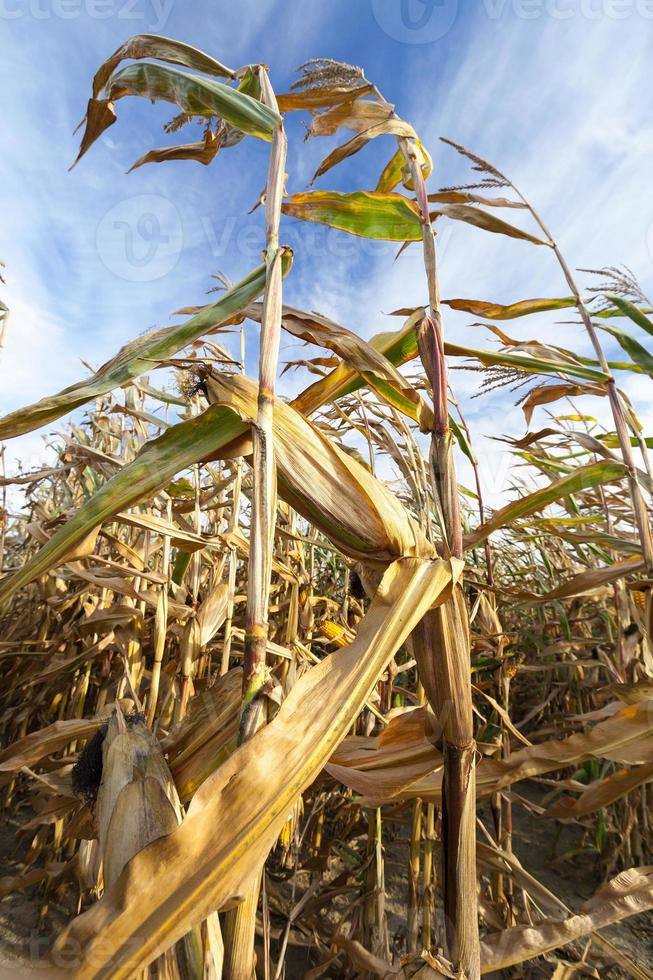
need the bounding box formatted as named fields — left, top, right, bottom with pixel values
left=381, top=788, right=653, bottom=979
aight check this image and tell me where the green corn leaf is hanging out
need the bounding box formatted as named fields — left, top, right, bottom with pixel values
left=376, top=139, right=432, bottom=193
left=445, top=342, right=609, bottom=383
left=0, top=406, right=247, bottom=609
left=448, top=416, right=477, bottom=465
left=603, top=295, right=653, bottom=337
left=73, top=62, right=281, bottom=166
left=282, top=190, right=422, bottom=241
left=109, top=62, right=280, bottom=138
left=465, top=461, right=627, bottom=548
left=599, top=324, right=653, bottom=378
left=0, top=255, right=292, bottom=441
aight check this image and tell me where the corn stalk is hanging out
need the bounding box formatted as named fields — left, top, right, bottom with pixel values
left=223, top=67, right=288, bottom=980
left=399, top=137, right=480, bottom=978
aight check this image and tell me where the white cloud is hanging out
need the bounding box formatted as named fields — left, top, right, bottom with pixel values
left=2, top=1, right=652, bottom=519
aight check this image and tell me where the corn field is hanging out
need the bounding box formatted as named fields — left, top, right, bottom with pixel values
left=1, top=35, right=653, bottom=980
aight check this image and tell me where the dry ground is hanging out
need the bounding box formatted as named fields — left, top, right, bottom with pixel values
left=1, top=785, right=652, bottom=978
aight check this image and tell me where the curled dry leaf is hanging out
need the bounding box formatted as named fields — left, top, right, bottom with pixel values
left=431, top=204, right=552, bottom=246
left=52, top=557, right=459, bottom=978
left=246, top=301, right=434, bottom=430
left=480, top=866, right=653, bottom=971
left=90, top=34, right=236, bottom=99
left=204, top=372, right=433, bottom=566
left=310, top=117, right=416, bottom=184
left=127, top=127, right=222, bottom=173
left=328, top=698, right=653, bottom=806
left=443, top=296, right=576, bottom=320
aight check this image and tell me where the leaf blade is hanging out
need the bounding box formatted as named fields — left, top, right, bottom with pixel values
left=281, top=190, right=422, bottom=241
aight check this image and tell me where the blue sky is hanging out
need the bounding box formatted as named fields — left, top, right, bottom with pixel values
left=2, top=0, right=653, bottom=507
